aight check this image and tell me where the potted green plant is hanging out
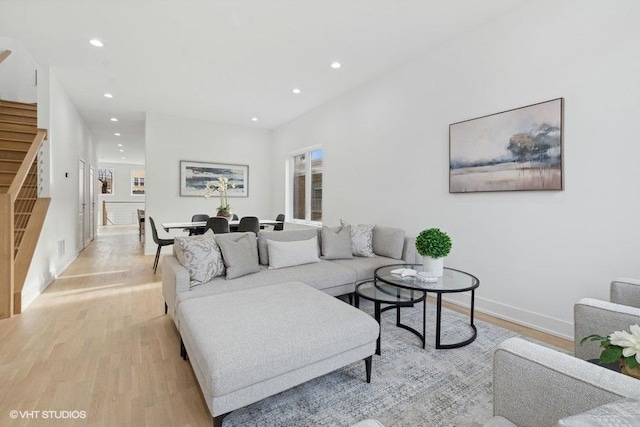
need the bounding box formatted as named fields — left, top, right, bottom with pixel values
left=415, top=228, right=452, bottom=277
left=581, top=324, right=640, bottom=379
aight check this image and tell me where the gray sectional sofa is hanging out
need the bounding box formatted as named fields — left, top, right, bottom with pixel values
left=162, top=225, right=416, bottom=333
left=161, top=224, right=415, bottom=426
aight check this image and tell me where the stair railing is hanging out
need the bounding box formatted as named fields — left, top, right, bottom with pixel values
left=0, top=129, right=47, bottom=318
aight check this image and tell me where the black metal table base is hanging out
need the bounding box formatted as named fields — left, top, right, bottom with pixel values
left=434, top=289, right=477, bottom=349
left=356, top=289, right=426, bottom=355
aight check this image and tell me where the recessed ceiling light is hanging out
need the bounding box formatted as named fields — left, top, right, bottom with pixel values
left=110, top=117, right=118, bottom=122
left=89, top=39, right=104, bottom=47
left=114, top=133, right=121, bottom=136
left=331, top=62, right=342, bottom=69
left=251, top=117, right=258, bottom=122
left=292, top=88, right=301, bottom=94
left=121, top=157, right=126, bottom=160
left=103, top=93, right=113, bottom=98
left=117, top=143, right=123, bottom=147
left=119, top=149, right=124, bottom=152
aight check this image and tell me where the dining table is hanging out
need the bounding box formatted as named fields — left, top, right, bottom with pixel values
left=161, top=219, right=282, bottom=233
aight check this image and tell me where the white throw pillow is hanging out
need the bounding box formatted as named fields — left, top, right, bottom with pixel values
left=173, top=229, right=225, bottom=288
left=267, top=237, right=321, bottom=269
left=341, top=219, right=375, bottom=257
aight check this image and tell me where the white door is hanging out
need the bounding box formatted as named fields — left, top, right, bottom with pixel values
left=89, top=166, right=95, bottom=242
left=78, top=159, right=86, bottom=251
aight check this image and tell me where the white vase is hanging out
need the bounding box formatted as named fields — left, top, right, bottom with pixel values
left=422, top=256, right=444, bottom=277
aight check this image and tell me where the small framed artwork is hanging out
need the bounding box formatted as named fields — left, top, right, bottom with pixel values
left=98, top=168, right=114, bottom=195
left=180, top=161, right=249, bottom=197
left=449, top=98, right=564, bottom=193
left=131, top=169, right=145, bottom=195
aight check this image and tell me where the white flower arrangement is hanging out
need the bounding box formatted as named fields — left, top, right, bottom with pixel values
left=204, top=177, right=235, bottom=211
left=581, top=324, right=640, bottom=368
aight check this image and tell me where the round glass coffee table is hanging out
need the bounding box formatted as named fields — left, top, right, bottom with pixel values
left=356, top=264, right=479, bottom=353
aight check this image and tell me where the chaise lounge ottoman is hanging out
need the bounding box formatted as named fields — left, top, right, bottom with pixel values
left=178, top=281, right=380, bottom=426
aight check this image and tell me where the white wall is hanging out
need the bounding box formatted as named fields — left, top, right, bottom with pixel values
left=22, top=70, right=97, bottom=309
left=272, top=0, right=640, bottom=339
left=97, top=162, right=145, bottom=225
left=0, top=37, right=37, bottom=103
left=144, top=113, right=272, bottom=254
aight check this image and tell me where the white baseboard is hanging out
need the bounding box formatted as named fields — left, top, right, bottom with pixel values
left=442, top=293, right=574, bottom=341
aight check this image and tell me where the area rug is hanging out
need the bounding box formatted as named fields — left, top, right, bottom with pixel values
left=222, top=299, right=523, bottom=427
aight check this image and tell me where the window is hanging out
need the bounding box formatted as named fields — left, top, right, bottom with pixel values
left=290, top=148, right=322, bottom=223
left=131, top=169, right=145, bottom=195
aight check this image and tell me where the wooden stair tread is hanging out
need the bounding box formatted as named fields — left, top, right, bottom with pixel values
left=0, top=131, right=36, bottom=141
left=0, top=107, right=37, bottom=118
left=0, top=114, right=37, bottom=125
left=0, top=122, right=38, bottom=134
left=0, top=100, right=37, bottom=110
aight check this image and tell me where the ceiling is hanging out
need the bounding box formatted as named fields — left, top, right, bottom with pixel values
left=0, top=0, right=525, bottom=164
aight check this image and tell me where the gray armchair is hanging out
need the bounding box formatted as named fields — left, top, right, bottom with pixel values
left=574, top=277, right=640, bottom=361
left=486, top=337, right=640, bottom=427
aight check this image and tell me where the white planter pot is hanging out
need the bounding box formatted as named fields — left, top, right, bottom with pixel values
left=422, top=256, right=444, bottom=277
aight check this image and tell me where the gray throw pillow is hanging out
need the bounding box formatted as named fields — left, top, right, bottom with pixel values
left=372, top=226, right=405, bottom=259
left=321, top=225, right=353, bottom=260
left=217, top=234, right=260, bottom=279
left=173, top=230, right=225, bottom=288
left=556, top=398, right=640, bottom=426
left=341, top=219, right=375, bottom=257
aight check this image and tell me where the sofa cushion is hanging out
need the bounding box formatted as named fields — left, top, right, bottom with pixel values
left=267, top=236, right=320, bottom=269
left=173, top=230, right=225, bottom=288
left=481, top=416, right=517, bottom=427
left=350, top=420, right=386, bottom=427
left=176, top=260, right=357, bottom=307
left=322, top=224, right=354, bottom=259
left=372, top=226, right=405, bottom=259
left=217, top=234, right=260, bottom=279
left=178, top=282, right=379, bottom=398
left=556, top=398, right=640, bottom=426
left=257, top=228, right=318, bottom=265
left=341, top=219, right=375, bottom=257
left=333, top=256, right=403, bottom=282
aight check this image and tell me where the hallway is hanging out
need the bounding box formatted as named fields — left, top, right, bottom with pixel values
left=0, top=227, right=211, bottom=426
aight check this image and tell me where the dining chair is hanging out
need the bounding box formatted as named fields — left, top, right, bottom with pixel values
left=205, top=217, right=230, bottom=234
left=148, top=217, right=174, bottom=274
left=238, top=216, right=260, bottom=234
left=232, top=214, right=238, bottom=221
left=189, top=214, right=210, bottom=236
left=274, top=213, right=285, bottom=231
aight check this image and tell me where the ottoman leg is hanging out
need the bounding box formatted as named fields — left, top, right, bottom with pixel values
left=365, top=355, right=372, bottom=383
left=180, top=339, right=187, bottom=360
left=213, top=412, right=229, bottom=427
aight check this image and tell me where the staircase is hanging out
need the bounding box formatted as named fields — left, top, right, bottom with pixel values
left=0, top=99, right=49, bottom=318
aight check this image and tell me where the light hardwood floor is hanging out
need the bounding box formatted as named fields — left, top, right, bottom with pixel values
left=0, top=227, right=572, bottom=426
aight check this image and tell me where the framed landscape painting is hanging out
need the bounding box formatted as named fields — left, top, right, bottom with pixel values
left=449, top=98, right=564, bottom=193
left=179, top=161, right=248, bottom=197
